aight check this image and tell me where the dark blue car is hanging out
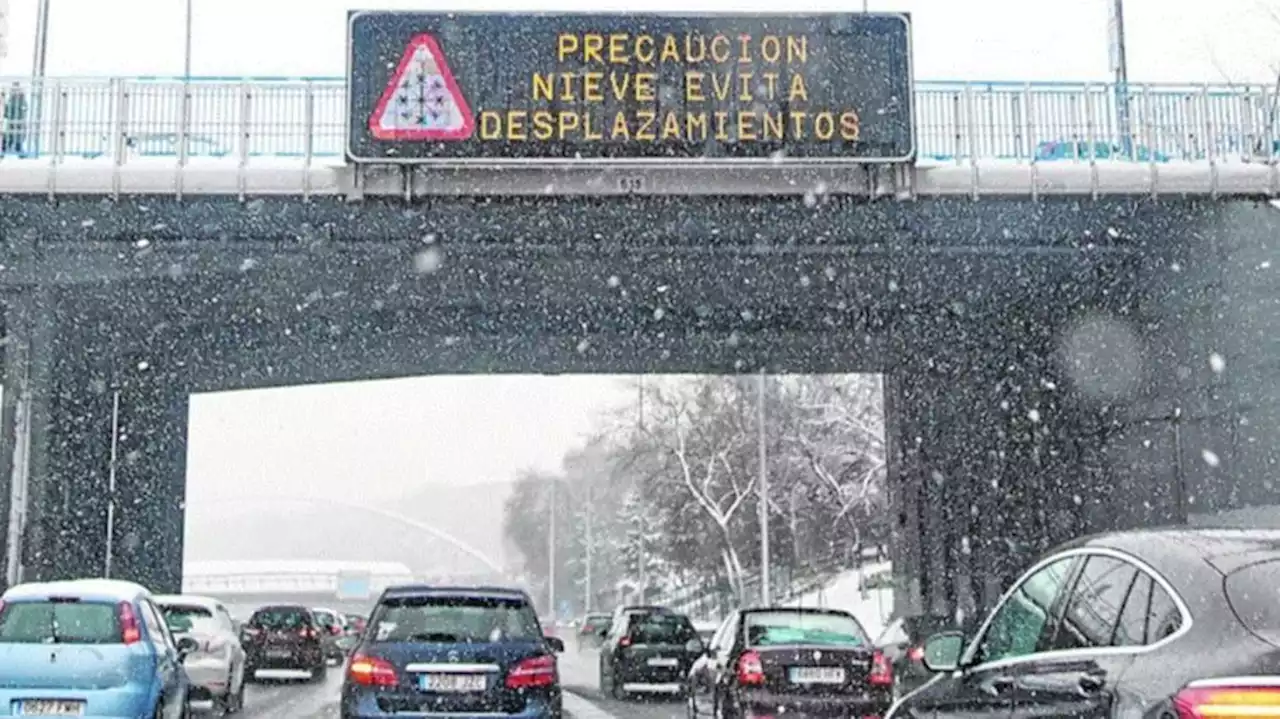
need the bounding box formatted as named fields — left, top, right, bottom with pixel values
left=341, top=585, right=564, bottom=719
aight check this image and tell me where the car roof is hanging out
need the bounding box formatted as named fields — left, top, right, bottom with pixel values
left=740, top=606, right=857, bottom=618
left=616, top=605, right=671, bottom=614
left=251, top=604, right=312, bottom=613
left=152, top=594, right=223, bottom=609
left=1034, top=527, right=1280, bottom=605
left=4, top=579, right=151, bottom=603
left=378, top=585, right=532, bottom=603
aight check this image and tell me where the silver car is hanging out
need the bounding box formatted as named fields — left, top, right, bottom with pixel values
left=154, top=595, right=248, bottom=714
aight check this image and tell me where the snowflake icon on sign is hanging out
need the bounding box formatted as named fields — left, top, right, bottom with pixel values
left=368, top=33, right=475, bottom=141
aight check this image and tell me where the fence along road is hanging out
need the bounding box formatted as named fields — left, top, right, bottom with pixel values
left=2, top=78, right=1278, bottom=164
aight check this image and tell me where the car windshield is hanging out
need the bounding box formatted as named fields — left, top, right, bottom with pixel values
left=745, top=611, right=868, bottom=647
left=370, top=596, right=541, bottom=643
left=629, top=613, right=698, bottom=644
left=159, top=604, right=220, bottom=635
left=0, top=600, right=121, bottom=644
left=252, top=608, right=309, bottom=629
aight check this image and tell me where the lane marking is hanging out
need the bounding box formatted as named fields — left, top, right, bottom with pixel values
left=564, top=689, right=626, bottom=719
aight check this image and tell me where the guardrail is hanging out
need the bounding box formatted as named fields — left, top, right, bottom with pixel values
left=0, top=77, right=1274, bottom=164
left=655, top=544, right=886, bottom=621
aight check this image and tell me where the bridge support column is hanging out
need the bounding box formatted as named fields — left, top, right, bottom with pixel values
left=6, top=307, right=190, bottom=593
left=887, top=310, right=1110, bottom=623
left=107, top=358, right=189, bottom=594
left=0, top=286, right=53, bottom=590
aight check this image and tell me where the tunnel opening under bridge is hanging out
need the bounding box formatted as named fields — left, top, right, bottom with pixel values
left=0, top=193, right=1272, bottom=622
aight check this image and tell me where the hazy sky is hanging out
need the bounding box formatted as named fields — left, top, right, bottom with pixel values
left=6, top=0, right=1280, bottom=82
left=6, top=0, right=1279, bottom=557
left=187, top=376, right=637, bottom=505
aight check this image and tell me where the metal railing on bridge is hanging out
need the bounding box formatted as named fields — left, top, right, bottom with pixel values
left=0, top=77, right=1276, bottom=165
left=182, top=571, right=503, bottom=596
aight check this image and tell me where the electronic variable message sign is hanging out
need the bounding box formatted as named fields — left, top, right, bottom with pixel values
left=346, top=12, right=914, bottom=164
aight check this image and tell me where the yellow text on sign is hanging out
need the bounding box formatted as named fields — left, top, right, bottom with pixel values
left=554, top=32, right=809, bottom=66
left=477, top=109, right=859, bottom=143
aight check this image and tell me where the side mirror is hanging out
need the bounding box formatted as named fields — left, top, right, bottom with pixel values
left=544, top=636, right=565, bottom=653
left=920, top=631, right=966, bottom=673
left=175, top=636, right=199, bottom=658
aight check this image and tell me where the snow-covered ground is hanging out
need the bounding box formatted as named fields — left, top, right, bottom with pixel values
left=783, top=561, right=895, bottom=639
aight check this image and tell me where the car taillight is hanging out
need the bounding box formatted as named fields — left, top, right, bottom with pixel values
left=869, top=651, right=893, bottom=686
left=737, top=650, right=765, bottom=685
left=618, top=636, right=632, bottom=648
left=1175, top=682, right=1280, bottom=719
left=300, top=626, right=317, bottom=640
left=117, top=602, right=141, bottom=644
left=242, top=626, right=262, bottom=641
left=907, top=646, right=924, bottom=662
left=348, top=653, right=398, bottom=687
left=507, top=655, right=557, bottom=689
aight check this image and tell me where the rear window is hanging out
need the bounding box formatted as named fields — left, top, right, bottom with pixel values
left=1225, top=561, right=1280, bottom=637
left=159, top=604, right=219, bottom=635
left=251, top=608, right=310, bottom=629
left=745, top=611, right=868, bottom=647
left=0, top=600, right=121, bottom=644
left=314, top=611, right=336, bottom=626
left=628, top=613, right=698, bottom=644
left=370, top=595, right=540, bottom=643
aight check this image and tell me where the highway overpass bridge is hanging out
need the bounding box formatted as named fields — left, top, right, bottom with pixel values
left=182, top=560, right=507, bottom=618
left=0, top=11, right=1278, bottom=621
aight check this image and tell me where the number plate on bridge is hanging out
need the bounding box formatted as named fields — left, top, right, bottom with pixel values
left=19, top=700, right=84, bottom=716
left=421, top=673, right=486, bottom=692
left=789, top=667, right=845, bottom=684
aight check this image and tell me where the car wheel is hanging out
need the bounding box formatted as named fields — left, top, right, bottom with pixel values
left=609, top=672, right=628, bottom=701
left=224, top=669, right=245, bottom=714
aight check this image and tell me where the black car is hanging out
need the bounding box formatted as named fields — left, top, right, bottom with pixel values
left=686, top=607, right=893, bottom=719
left=599, top=610, right=703, bottom=699
left=895, top=528, right=1280, bottom=719
left=340, top=585, right=565, bottom=719
left=875, top=612, right=979, bottom=695
left=241, top=604, right=328, bottom=682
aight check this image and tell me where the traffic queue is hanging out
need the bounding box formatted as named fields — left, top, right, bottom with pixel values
left=567, top=528, right=1280, bottom=719
left=0, top=576, right=364, bottom=717
left=3, top=528, right=1280, bottom=718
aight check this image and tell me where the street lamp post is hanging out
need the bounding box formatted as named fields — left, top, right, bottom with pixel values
left=757, top=370, right=771, bottom=605
left=547, top=479, right=556, bottom=619
left=183, top=0, right=194, bottom=79
left=1108, top=0, right=1132, bottom=156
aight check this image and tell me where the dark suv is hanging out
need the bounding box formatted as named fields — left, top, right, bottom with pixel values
left=599, top=608, right=703, bottom=699
left=241, top=604, right=327, bottom=682
left=341, top=585, right=565, bottom=719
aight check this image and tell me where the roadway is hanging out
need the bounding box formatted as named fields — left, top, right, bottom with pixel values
left=223, top=648, right=681, bottom=719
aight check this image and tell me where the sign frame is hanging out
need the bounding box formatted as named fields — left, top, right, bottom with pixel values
left=345, top=10, right=916, bottom=167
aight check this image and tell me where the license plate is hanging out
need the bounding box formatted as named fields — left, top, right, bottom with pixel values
left=647, top=657, right=679, bottom=667
left=266, top=649, right=291, bottom=658
left=420, top=673, right=486, bottom=692
left=789, top=667, right=845, bottom=684
left=19, top=700, right=84, bottom=716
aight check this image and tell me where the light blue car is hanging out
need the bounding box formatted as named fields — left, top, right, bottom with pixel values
left=0, top=578, right=194, bottom=718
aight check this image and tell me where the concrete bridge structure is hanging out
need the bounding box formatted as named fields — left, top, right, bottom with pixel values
left=0, top=19, right=1278, bottom=621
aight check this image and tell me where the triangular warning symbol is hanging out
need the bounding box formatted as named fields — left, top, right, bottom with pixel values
left=368, top=33, right=475, bottom=141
